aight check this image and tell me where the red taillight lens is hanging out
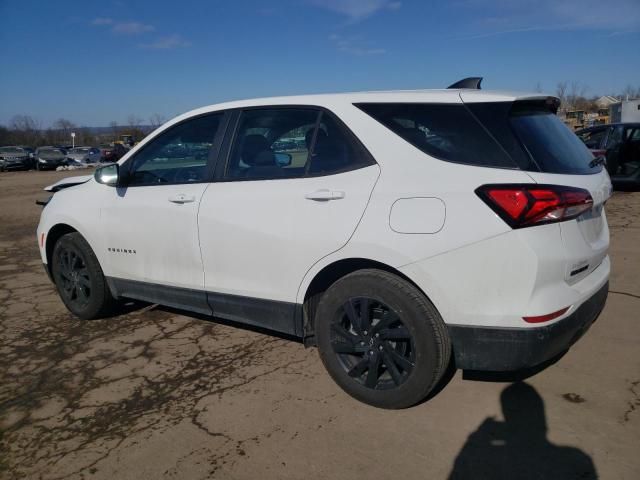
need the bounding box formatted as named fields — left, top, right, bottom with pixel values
left=523, top=306, right=569, bottom=323
left=476, top=184, right=593, bottom=228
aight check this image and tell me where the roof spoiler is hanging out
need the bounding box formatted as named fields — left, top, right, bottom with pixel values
left=447, top=77, right=482, bottom=90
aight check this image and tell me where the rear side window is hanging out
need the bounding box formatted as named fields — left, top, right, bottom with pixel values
left=356, top=103, right=517, bottom=169
left=225, top=108, right=375, bottom=180
left=359, top=101, right=600, bottom=174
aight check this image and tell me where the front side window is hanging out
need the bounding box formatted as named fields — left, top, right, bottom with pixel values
left=127, top=113, right=222, bottom=186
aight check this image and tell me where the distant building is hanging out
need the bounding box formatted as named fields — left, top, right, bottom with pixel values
left=595, top=95, right=619, bottom=109
left=610, top=100, right=640, bottom=123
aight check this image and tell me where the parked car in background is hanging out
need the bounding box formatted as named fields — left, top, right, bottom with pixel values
left=99, top=143, right=128, bottom=163
left=66, top=147, right=102, bottom=164
left=19, top=146, right=36, bottom=162
left=0, top=146, right=34, bottom=171
left=38, top=82, right=611, bottom=408
left=577, top=123, right=640, bottom=189
left=34, top=147, right=67, bottom=170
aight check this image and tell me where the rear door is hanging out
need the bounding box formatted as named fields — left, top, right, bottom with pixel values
left=198, top=107, right=379, bottom=334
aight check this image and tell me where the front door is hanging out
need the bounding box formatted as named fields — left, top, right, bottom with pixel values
left=100, top=112, right=227, bottom=311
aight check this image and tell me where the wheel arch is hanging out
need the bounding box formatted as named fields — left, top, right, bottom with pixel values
left=301, top=257, right=433, bottom=345
left=45, top=223, right=79, bottom=275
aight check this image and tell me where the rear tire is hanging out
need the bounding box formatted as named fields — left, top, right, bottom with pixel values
left=51, top=232, right=116, bottom=319
left=315, top=269, right=450, bottom=409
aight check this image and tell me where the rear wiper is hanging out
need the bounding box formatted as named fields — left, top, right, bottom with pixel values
left=589, top=156, right=606, bottom=168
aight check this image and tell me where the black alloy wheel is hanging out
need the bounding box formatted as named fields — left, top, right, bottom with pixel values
left=331, top=297, right=415, bottom=390
left=51, top=232, right=116, bottom=319
left=55, top=244, right=92, bottom=309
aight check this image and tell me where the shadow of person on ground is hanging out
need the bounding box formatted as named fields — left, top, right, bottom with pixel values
left=448, top=382, right=597, bottom=480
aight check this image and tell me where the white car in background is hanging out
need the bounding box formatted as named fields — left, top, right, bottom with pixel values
left=37, top=78, right=611, bottom=408
left=66, top=147, right=102, bottom=165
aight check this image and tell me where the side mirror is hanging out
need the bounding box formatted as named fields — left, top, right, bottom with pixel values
left=274, top=152, right=292, bottom=167
left=95, top=163, right=119, bottom=186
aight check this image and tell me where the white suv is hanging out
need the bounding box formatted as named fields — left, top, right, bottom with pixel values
left=37, top=79, right=611, bottom=408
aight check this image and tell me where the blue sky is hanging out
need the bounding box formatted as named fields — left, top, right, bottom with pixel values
left=1, top=0, right=638, bottom=127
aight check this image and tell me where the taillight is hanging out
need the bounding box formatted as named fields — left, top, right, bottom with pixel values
left=476, top=184, right=593, bottom=228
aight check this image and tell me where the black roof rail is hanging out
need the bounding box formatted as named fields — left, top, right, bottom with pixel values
left=447, top=77, right=483, bottom=90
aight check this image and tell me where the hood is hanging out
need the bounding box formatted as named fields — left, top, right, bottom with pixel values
left=44, top=174, right=92, bottom=192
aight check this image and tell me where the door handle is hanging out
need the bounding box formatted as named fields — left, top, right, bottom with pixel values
left=305, top=189, right=346, bottom=201
left=168, top=194, right=196, bottom=204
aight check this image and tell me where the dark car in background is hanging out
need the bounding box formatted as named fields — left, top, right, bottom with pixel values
left=0, top=146, right=34, bottom=171
left=577, top=123, right=640, bottom=189
left=34, top=147, right=67, bottom=171
left=99, top=143, right=128, bottom=162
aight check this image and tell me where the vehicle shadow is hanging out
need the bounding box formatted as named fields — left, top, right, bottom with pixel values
left=447, top=382, right=598, bottom=480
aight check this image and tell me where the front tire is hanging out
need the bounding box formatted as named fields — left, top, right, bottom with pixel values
left=315, top=269, right=450, bottom=409
left=51, top=232, right=116, bottom=319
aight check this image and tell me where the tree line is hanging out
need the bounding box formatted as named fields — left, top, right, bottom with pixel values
left=0, top=113, right=167, bottom=148
left=548, top=82, right=640, bottom=113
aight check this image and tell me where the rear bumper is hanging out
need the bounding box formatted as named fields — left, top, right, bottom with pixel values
left=448, top=281, right=608, bottom=371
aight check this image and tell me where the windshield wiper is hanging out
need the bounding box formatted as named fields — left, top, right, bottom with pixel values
left=589, top=156, right=606, bottom=168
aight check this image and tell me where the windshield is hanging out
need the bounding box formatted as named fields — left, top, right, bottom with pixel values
left=0, top=147, right=25, bottom=154
left=39, top=149, right=65, bottom=158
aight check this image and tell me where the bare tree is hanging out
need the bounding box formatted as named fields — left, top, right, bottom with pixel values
left=52, top=118, right=76, bottom=144
left=9, top=115, right=42, bottom=146
left=533, top=81, right=543, bottom=93
left=567, top=81, right=588, bottom=111
left=556, top=82, right=568, bottom=111
left=109, top=121, right=119, bottom=142
left=622, top=85, right=640, bottom=100
left=127, top=115, right=143, bottom=129
left=148, top=113, right=166, bottom=130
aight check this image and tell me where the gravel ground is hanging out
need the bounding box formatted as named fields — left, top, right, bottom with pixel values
left=1, top=170, right=639, bottom=480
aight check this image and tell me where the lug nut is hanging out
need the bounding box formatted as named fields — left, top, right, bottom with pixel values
left=375, top=333, right=380, bottom=338
left=363, top=330, right=368, bottom=335
left=378, top=345, right=383, bottom=351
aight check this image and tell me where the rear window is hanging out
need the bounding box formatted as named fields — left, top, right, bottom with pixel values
left=358, top=101, right=600, bottom=174
left=356, top=103, right=517, bottom=169
left=468, top=102, right=598, bottom=174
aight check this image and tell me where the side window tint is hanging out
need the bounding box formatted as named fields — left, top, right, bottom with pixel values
left=581, top=129, right=607, bottom=149
left=307, top=113, right=374, bottom=175
left=357, top=103, right=517, bottom=169
left=128, top=113, right=222, bottom=186
left=606, top=126, right=623, bottom=148
left=226, top=108, right=319, bottom=180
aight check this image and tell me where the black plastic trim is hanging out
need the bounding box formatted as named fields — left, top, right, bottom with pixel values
left=105, top=277, right=303, bottom=337
left=447, top=281, right=608, bottom=371
left=107, top=277, right=212, bottom=315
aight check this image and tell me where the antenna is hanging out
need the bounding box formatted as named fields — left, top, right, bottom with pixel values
left=447, top=77, right=483, bottom=89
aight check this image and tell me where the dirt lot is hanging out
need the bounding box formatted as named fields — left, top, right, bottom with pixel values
left=1, top=170, right=639, bottom=480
